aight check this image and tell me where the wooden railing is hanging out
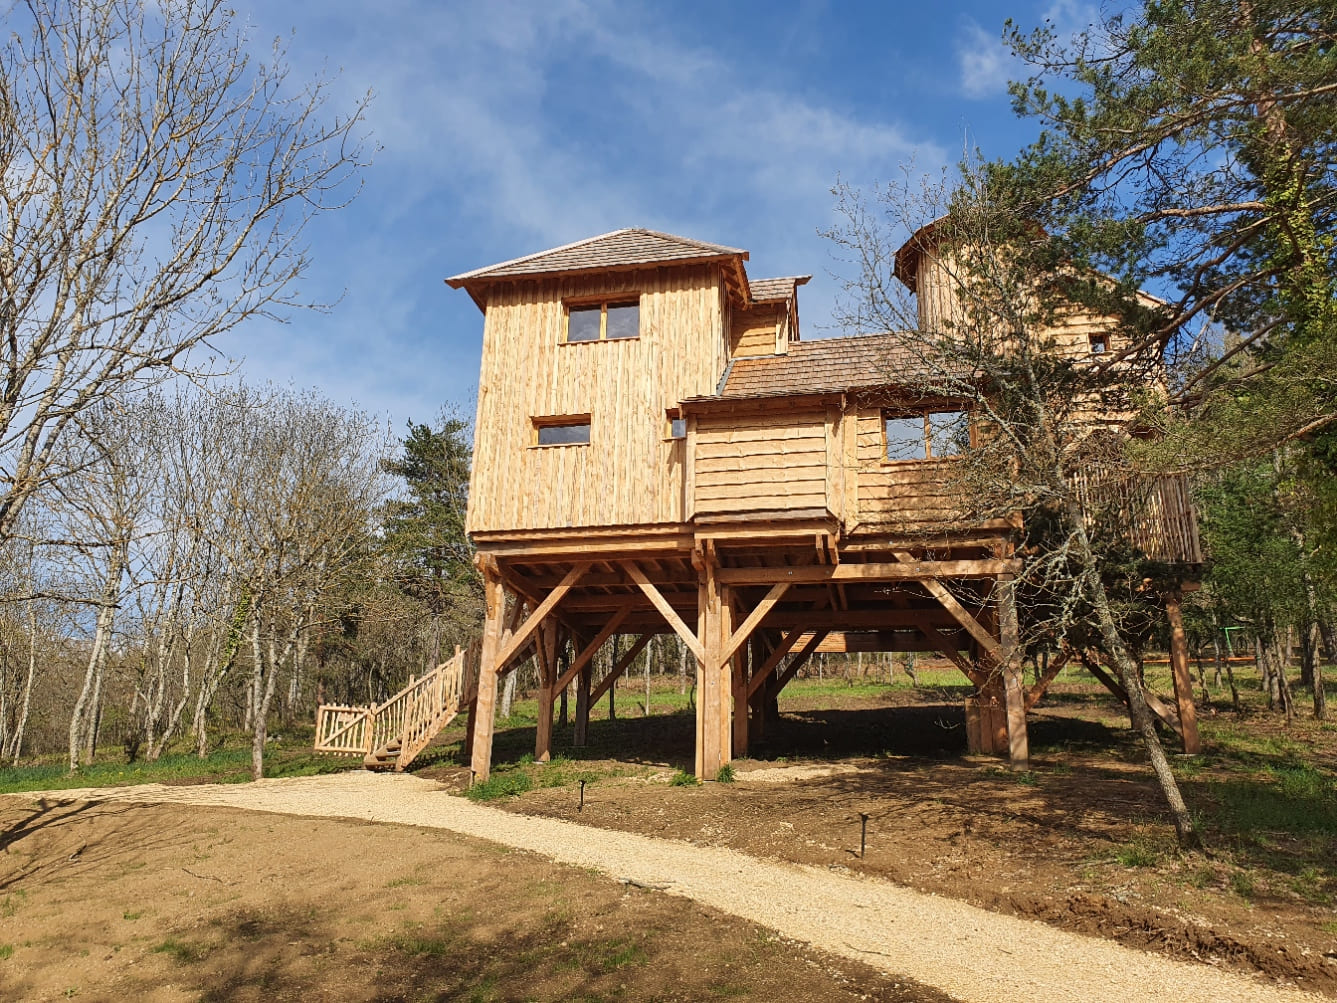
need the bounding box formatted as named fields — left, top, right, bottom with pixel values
left=314, top=637, right=483, bottom=770
left=1069, top=468, right=1203, bottom=565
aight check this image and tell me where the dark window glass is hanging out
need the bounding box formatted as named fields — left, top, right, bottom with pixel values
left=669, top=417, right=686, bottom=439
left=567, top=306, right=601, bottom=342
left=1089, top=333, right=1108, bottom=354
left=537, top=423, right=591, bottom=445
left=606, top=302, right=639, bottom=339
left=884, top=415, right=926, bottom=460
left=928, top=411, right=969, bottom=457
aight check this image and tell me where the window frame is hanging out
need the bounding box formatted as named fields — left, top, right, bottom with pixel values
left=531, top=414, right=592, bottom=448
left=881, top=407, right=972, bottom=463
left=664, top=407, right=686, bottom=441
left=1088, top=332, right=1109, bottom=355
left=561, top=295, right=642, bottom=344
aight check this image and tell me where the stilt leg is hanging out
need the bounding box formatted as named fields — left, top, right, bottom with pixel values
left=470, top=571, right=506, bottom=783
left=1165, top=590, right=1202, bottom=754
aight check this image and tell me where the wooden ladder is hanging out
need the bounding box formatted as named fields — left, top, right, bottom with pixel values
left=314, top=639, right=482, bottom=772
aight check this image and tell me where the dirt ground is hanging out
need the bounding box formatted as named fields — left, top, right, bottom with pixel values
left=0, top=797, right=953, bottom=1002
left=419, top=677, right=1337, bottom=997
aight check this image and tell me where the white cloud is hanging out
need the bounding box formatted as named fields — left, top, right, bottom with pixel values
left=956, top=18, right=1014, bottom=99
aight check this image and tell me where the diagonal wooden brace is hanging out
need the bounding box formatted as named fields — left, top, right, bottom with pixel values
left=627, top=562, right=704, bottom=661
left=492, top=563, right=589, bottom=674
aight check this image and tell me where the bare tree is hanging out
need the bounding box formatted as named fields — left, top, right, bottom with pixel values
left=828, top=168, right=1201, bottom=848
left=0, top=0, right=369, bottom=546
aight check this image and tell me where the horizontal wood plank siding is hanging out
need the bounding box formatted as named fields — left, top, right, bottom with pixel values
left=854, top=408, right=964, bottom=528
left=467, top=265, right=723, bottom=534
left=694, top=412, right=827, bottom=515
left=729, top=303, right=784, bottom=357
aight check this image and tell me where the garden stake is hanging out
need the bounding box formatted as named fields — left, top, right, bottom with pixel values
left=860, top=813, right=869, bottom=858
left=579, top=779, right=586, bottom=812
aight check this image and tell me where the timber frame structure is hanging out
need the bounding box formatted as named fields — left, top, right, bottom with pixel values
left=446, top=228, right=1203, bottom=782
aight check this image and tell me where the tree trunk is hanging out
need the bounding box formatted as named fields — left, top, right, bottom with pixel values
left=69, top=547, right=125, bottom=772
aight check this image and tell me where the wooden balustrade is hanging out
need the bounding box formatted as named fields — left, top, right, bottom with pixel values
left=313, top=636, right=485, bottom=770
left=1069, top=468, right=1203, bottom=565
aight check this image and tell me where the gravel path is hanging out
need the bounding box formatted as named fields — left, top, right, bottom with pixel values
left=13, top=771, right=1325, bottom=1003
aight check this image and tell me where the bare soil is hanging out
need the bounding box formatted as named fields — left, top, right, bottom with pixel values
left=418, top=677, right=1337, bottom=997
left=0, top=798, right=951, bottom=1002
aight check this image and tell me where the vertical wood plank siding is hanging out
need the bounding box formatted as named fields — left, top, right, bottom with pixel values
left=468, top=265, right=723, bottom=533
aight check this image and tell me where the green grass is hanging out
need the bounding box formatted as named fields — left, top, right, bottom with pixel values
left=151, top=937, right=210, bottom=963
left=1, top=890, right=26, bottom=918
left=0, top=944, right=13, bottom=960
left=0, top=738, right=356, bottom=795
left=669, top=769, right=698, bottom=787
left=715, top=764, right=735, bottom=784
left=1204, top=763, right=1337, bottom=837
left=463, top=756, right=630, bottom=802
left=381, top=934, right=452, bottom=957
left=1114, top=838, right=1162, bottom=868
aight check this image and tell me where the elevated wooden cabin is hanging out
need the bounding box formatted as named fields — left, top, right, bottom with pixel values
left=446, top=228, right=1202, bottom=782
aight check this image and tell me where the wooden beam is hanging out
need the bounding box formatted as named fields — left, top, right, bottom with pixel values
left=746, top=628, right=804, bottom=698
left=1077, top=650, right=1184, bottom=739
left=553, top=602, right=634, bottom=695
left=1024, top=650, right=1071, bottom=712
left=627, top=562, right=704, bottom=661
left=922, top=628, right=987, bottom=688
left=492, top=564, right=589, bottom=674
left=892, top=550, right=1001, bottom=661
left=590, top=634, right=652, bottom=704
left=718, top=582, right=789, bottom=669
left=715, top=558, right=1022, bottom=586
left=772, top=630, right=830, bottom=694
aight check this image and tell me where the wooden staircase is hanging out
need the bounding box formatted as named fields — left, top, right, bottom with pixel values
left=314, top=639, right=481, bottom=771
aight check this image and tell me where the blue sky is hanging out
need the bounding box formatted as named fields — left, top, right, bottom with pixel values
left=226, top=0, right=1101, bottom=431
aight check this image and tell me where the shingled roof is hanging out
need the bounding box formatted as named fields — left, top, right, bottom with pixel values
left=747, top=275, right=811, bottom=302
left=446, top=229, right=748, bottom=285
left=720, top=333, right=931, bottom=398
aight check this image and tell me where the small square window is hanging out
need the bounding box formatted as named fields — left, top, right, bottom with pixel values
left=567, top=306, right=602, bottom=343
left=606, top=302, right=639, bottom=339
left=669, top=417, right=686, bottom=439
left=884, top=415, right=927, bottom=461
left=1089, top=333, right=1109, bottom=354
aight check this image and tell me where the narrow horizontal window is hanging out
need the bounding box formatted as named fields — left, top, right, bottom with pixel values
left=533, top=415, right=591, bottom=446
left=567, top=305, right=602, bottom=343
left=562, top=297, right=641, bottom=343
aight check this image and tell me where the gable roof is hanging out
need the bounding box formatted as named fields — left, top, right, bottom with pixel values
left=747, top=275, right=811, bottom=302
left=446, top=228, right=748, bottom=285
left=720, top=333, right=933, bottom=398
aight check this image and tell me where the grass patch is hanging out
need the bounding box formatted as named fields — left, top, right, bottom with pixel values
left=715, top=764, right=735, bottom=784
left=1114, top=839, right=1161, bottom=869
left=0, top=737, right=355, bottom=795
left=122, top=910, right=142, bottom=921
left=1, top=890, right=26, bottom=918
left=1206, top=763, right=1337, bottom=837
left=385, top=875, right=425, bottom=889
left=464, top=769, right=533, bottom=801
left=669, top=770, right=698, bottom=787
left=1230, top=870, right=1257, bottom=900
left=0, top=944, right=12, bottom=960
left=151, top=937, right=210, bottom=963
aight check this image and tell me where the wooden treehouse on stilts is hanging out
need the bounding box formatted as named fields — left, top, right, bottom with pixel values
left=316, top=227, right=1204, bottom=777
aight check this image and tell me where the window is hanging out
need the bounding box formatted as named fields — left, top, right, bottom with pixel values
left=884, top=410, right=970, bottom=461
left=665, top=407, right=686, bottom=440
left=564, top=298, right=640, bottom=343
left=1089, top=332, right=1109, bottom=354
left=533, top=415, right=591, bottom=446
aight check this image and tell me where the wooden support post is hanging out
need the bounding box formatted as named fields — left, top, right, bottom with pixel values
left=574, top=632, right=592, bottom=747
left=470, top=571, right=506, bottom=783
left=1165, top=590, right=1202, bottom=754
left=534, top=620, right=557, bottom=763
left=731, top=596, right=749, bottom=759
left=695, top=559, right=731, bottom=780
left=747, top=635, right=768, bottom=742
left=998, top=576, right=1029, bottom=768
